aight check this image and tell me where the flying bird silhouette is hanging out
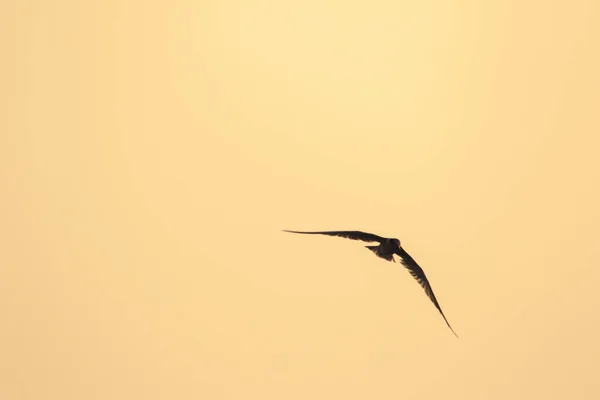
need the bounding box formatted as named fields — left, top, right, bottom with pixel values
left=283, top=229, right=458, bottom=337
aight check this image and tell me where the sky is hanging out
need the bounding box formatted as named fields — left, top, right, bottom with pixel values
left=2, top=1, right=600, bottom=399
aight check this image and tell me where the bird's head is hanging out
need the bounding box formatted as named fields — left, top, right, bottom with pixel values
left=390, top=238, right=401, bottom=247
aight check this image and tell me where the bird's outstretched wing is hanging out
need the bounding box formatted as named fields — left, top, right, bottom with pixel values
left=283, top=230, right=384, bottom=243
left=395, top=247, right=459, bottom=338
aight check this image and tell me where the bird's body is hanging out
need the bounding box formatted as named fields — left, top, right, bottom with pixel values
left=365, top=238, right=401, bottom=262
left=283, top=229, right=458, bottom=337
left=366, top=245, right=395, bottom=261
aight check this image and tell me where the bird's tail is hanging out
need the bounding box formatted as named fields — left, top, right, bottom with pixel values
left=366, top=245, right=396, bottom=262
left=365, top=245, right=379, bottom=255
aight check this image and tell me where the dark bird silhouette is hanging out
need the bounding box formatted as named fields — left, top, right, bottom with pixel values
left=283, top=229, right=458, bottom=337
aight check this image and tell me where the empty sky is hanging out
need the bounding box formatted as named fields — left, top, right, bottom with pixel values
left=2, top=1, right=600, bottom=399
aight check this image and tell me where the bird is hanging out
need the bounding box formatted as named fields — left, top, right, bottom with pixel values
left=283, top=229, right=458, bottom=337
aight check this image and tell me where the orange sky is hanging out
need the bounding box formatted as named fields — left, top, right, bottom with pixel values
left=2, top=1, right=600, bottom=399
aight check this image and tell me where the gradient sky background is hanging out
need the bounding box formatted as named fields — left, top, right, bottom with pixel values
left=2, top=1, right=600, bottom=399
